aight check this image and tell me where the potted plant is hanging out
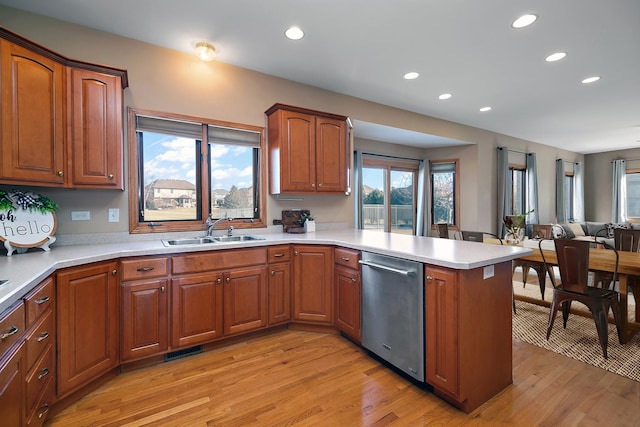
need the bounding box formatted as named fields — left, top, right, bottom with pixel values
left=503, top=209, right=533, bottom=245
left=300, top=213, right=316, bottom=233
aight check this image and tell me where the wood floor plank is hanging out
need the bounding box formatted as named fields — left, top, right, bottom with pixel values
left=45, top=330, right=640, bottom=427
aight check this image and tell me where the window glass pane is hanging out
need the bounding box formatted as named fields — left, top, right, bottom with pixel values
left=511, top=168, right=525, bottom=214
left=564, top=175, right=574, bottom=220
left=362, top=167, right=386, bottom=232
left=390, top=170, right=415, bottom=234
left=626, top=172, right=640, bottom=218
left=210, top=144, right=257, bottom=219
left=140, top=131, right=199, bottom=221
left=431, top=170, right=455, bottom=225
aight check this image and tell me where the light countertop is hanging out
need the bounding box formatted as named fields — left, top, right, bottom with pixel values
left=0, top=229, right=531, bottom=313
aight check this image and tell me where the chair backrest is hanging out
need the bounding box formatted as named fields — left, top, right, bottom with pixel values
left=554, top=239, right=590, bottom=294
left=532, top=224, right=553, bottom=239
left=437, top=223, right=449, bottom=238
left=614, top=228, right=640, bottom=252
left=461, top=230, right=484, bottom=242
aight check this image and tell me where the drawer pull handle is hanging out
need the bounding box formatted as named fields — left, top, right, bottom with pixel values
left=38, top=403, right=50, bottom=419
left=37, top=331, right=50, bottom=342
left=341, top=257, right=350, bottom=261
left=1, top=326, right=18, bottom=340
left=35, top=296, right=50, bottom=305
left=137, top=266, right=155, bottom=272
left=271, top=270, right=275, bottom=276
left=38, top=368, right=50, bottom=380
left=273, top=253, right=285, bottom=257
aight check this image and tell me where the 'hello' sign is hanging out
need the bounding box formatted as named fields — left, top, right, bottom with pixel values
left=0, top=191, right=58, bottom=256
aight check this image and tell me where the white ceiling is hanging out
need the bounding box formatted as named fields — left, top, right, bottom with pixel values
left=2, top=0, right=639, bottom=154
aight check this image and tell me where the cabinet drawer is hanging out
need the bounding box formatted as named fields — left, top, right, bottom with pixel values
left=27, top=382, right=54, bottom=427
left=121, top=257, right=169, bottom=281
left=335, top=247, right=360, bottom=270
left=25, top=310, right=54, bottom=369
left=0, top=302, right=25, bottom=355
left=26, top=345, right=54, bottom=416
left=24, top=276, right=54, bottom=327
left=172, top=248, right=267, bottom=275
left=268, top=245, right=291, bottom=263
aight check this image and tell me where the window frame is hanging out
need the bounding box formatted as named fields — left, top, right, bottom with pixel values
left=564, top=171, right=575, bottom=221
left=509, top=163, right=526, bottom=216
left=362, top=156, right=419, bottom=235
left=127, top=108, right=267, bottom=234
left=430, top=159, right=460, bottom=230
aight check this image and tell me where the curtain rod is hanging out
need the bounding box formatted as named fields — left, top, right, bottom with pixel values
left=610, top=158, right=640, bottom=163
left=557, top=159, right=579, bottom=164
left=360, top=152, right=422, bottom=163
left=497, top=146, right=528, bottom=155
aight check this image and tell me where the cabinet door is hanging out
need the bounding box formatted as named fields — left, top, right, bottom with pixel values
left=268, top=262, right=291, bottom=325
left=1, top=40, right=65, bottom=185
left=57, top=262, right=119, bottom=398
left=121, top=279, right=169, bottom=361
left=171, top=273, right=223, bottom=348
left=425, top=265, right=460, bottom=399
left=223, top=267, right=267, bottom=335
left=279, top=109, right=316, bottom=193
left=68, top=68, right=123, bottom=189
left=334, top=266, right=361, bottom=341
left=0, top=345, right=25, bottom=427
left=315, top=116, right=347, bottom=193
left=292, top=245, right=333, bottom=323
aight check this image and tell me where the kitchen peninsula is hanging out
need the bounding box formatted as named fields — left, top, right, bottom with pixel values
left=0, top=229, right=530, bottom=421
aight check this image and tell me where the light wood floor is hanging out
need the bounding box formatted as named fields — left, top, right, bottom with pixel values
left=46, top=330, right=640, bottom=427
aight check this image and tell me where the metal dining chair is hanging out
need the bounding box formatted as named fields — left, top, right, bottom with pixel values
left=540, top=238, right=622, bottom=359
left=437, top=223, right=449, bottom=239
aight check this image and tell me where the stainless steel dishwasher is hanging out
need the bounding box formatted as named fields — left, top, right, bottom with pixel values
left=360, top=251, right=424, bottom=382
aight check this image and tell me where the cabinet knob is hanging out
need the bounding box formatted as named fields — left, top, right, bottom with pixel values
left=112, top=269, right=117, bottom=276
left=271, top=270, right=275, bottom=276
left=226, top=277, right=231, bottom=283
left=311, top=183, right=315, bottom=188
left=108, top=174, right=114, bottom=180
left=351, top=278, right=356, bottom=283
left=160, top=286, right=165, bottom=293
left=57, top=171, right=64, bottom=177
left=318, top=183, right=322, bottom=187
left=294, top=251, right=298, bottom=256
left=217, top=278, right=222, bottom=284
left=426, top=276, right=433, bottom=281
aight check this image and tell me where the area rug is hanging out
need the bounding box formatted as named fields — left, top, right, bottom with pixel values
left=512, top=300, right=640, bottom=382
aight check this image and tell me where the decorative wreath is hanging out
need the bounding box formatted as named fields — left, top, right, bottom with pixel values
left=0, top=190, right=59, bottom=214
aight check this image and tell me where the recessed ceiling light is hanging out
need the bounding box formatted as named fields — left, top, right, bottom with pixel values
left=512, top=14, right=538, bottom=29
left=545, top=52, right=567, bottom=62
left=438, top=93, right=452, bottom=100
left=581, top=76, right=601, bottom=84
left=285, top=26, right=304, bottom=40
left=479, top=106, right=492, bottom=112
left=403, top=72, right=419, bottom=80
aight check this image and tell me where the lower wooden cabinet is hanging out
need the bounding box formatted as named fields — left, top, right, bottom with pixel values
left=292, top=245, right=333, bottom=324
left=223, top=267, right=267, bottom=335
left=334, top=266, right=361, bottom=341
left=56, top=261, right=119, bottom=398
left=121, top=279, right=169, bottom=361
left=267, top=245, right=291, bottom=326
left=425, top=262, right=513, bottom=413
left=171, top=273, right=223, bottom=348
left=0, top=344, right=25, bottom=427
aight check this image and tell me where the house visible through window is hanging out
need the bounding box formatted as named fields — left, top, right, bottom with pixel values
left=430, top=160, right=459, bottom=228
left=129, top=109, right=265, bottom=233
left=361, top=156, right=418, bottom=235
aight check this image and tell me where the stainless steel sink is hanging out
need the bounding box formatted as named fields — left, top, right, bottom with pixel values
left=161, top=237, right=218, bottom=246
left=212, top=235, right=265, bottom=242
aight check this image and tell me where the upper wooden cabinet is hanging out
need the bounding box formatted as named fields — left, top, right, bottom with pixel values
left=0, top=27, right=128, bottom=189
left=266, top=104, right=349, bottom=194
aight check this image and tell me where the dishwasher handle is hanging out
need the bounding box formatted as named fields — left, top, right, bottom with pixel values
left=359, top=260, right=416, bottom=277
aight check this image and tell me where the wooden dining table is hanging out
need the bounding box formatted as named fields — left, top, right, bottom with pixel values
left=518, top=246, right=640, bottom=343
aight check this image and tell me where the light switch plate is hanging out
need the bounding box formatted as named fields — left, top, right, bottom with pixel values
left=108, top=208, right=119, bottom=223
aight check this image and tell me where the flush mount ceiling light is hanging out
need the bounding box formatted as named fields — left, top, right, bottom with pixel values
left=195, top=42, right=216, bottom=62
left=581, top=76, right=601, bottom=84
left=438, top=93, right=452, bottom=100
left=479, top=106, right=492, bottom=112
left=285, top=26, right=304, bottom=40
left=545, top=52, right=567, bottom=62
left=403, top=72, right=419, bottom=80
left=512, top=14, right=538, bottom=29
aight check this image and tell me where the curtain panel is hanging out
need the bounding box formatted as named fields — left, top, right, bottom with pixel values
left=556, top=159, right=566, bottom=222
left=611, top=159, right=626, bottom=223
left=497, top=147, right=511, bottom=237
left=525, top=153, right=539, bottom=234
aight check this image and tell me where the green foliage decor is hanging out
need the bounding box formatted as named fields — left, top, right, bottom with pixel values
left=0, top=190, right=59, bottom=214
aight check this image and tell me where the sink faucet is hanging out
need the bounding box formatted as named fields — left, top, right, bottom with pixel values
left=205, top=215, right=234, bottom=236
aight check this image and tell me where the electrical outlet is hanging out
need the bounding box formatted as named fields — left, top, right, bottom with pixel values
left=108, top=208, right=119, bottom=223
left=483, top=264, right=495, bottom=279
left=71, top=211, right=90, bottom=221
